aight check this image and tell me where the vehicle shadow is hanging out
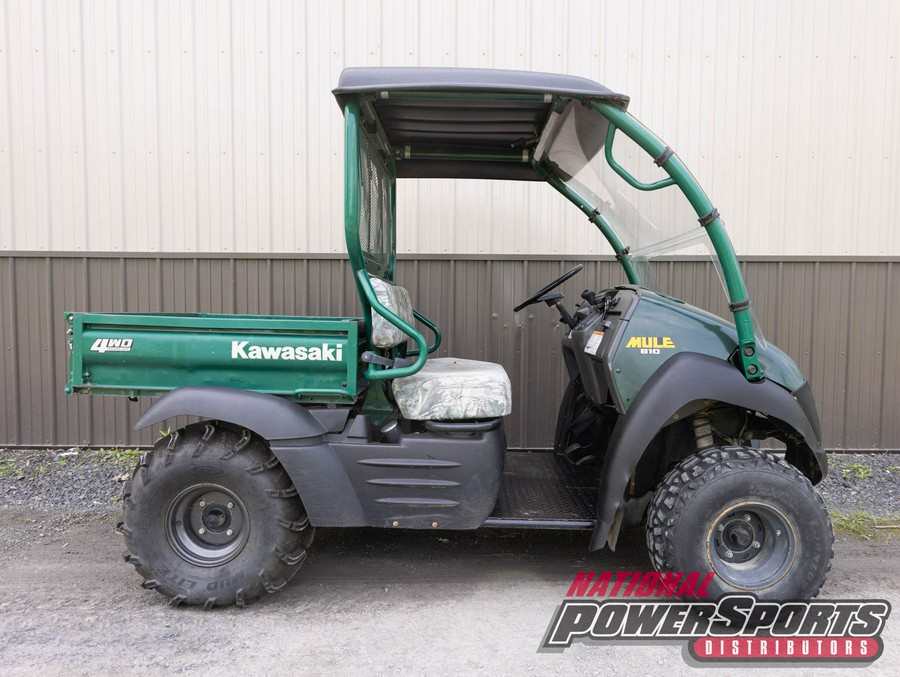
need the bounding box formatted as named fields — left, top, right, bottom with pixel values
left=272, top=525, right=650, bottom=598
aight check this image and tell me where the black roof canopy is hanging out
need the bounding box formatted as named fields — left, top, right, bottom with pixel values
left=333, top=67, right=629, bottom=181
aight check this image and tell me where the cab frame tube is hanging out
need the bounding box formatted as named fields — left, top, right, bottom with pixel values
left=591, top=101, right=761, bottom=380
left=355, top=270, right=428, bottom=380
left=345, top=101, right=430, bottom=381
left=539, top=167, right=641, bottom=285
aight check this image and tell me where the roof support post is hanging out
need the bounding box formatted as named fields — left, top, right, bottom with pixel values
left=590, top=101, right=762, bottom=380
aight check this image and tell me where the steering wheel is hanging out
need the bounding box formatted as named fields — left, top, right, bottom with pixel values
left=513, top=265, right=584, bottom=312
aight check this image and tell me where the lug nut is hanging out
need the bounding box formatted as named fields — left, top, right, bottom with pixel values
left=743, top=514, right=752, bottom=522
left=226, top=528, right=234, bottom=536
left=752, top=541, right=761, bottom=549
left=226, top=502, right=234, bottom=509
left=775, top=529, right=782, bottom=537
left=725, top=550, right=734, bottom=559
left=199, top=500, right=207, bottom=507
left=717, top=524, right=725, bottom=532
left=198, top=527, right=206, bottom=535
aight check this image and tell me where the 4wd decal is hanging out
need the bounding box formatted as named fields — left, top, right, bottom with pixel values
left=90, top=338, right=133, bottom=353
left=625, top=336, right=675, bottom=355
left=231, top=340, right=343, bottom=362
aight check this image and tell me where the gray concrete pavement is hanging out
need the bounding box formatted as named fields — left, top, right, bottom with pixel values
left=0, top=509, right=897, bottom=675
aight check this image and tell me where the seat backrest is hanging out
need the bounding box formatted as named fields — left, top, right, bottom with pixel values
left=369, top=277, right=415, bottom=349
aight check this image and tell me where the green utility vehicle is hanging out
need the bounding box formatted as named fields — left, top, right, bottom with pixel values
left=66, top=68, right=833, bottom=607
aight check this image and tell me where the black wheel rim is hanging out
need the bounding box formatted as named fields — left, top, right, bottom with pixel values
left=706, top=501, right=796, bottom=590
left=166, top=484, right=250, bottom=567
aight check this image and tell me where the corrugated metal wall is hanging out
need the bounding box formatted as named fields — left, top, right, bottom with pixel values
left=1, top=1, right=898, bottom=450
left=2, top=255, right=898, bottom=451
left=1, top=0, right=898, bottom=256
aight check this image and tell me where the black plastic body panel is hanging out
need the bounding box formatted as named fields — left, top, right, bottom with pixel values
left=134, top=386, right=326, bottom=440
left=792, top=381, right=823, bottom=444
left=563, top=289, right=637, bottom=410
left=269, top=438, right=369, bottom=526
left=588, top=352, right=827, bottom=551
left=272, top=418, right=507, bottom=529
left=564, top=311, right=611, bottom=406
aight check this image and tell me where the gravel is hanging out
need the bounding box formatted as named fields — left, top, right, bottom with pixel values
left=817, top=453, right=900, bottom=517
left=0, top=447, right=139, bottom=513
left=2, top=447, right=897, bottom=521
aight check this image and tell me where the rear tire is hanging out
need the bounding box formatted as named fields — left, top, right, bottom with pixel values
left=119, top=421, right=314, bottom=607
left=646, top=446, right=833, bottom=600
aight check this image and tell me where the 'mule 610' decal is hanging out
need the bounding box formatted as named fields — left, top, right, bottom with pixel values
left=625, top=336, right=676, bottom=355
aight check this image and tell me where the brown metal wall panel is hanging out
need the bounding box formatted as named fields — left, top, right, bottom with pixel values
left=0, top=261, right=13, bottom=441
left=16, top=258, right=51, bottom=445
left=807, top=263, right=852, bottom=449
left=844, top=263, right=888, bottom=449
left=879, top=264, right=900, bottom=450
left=1, top=255, right=898, bottom=451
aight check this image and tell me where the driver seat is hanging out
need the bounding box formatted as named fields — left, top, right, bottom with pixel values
left=369, top=277, right=512, bottom=421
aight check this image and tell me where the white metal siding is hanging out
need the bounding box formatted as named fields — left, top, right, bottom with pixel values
left=1, top=0, right=898, bottom=256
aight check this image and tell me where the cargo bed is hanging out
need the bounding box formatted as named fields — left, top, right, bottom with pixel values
left=65, top=312, right=366, bottom=403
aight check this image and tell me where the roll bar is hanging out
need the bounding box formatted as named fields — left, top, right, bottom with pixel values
left=344, top=92, right=762, bottom=381
left=344, top=101, right=441, bottom=381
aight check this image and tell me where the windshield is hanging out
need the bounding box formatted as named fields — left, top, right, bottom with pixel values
left=538, top=102, right=729, bottom=313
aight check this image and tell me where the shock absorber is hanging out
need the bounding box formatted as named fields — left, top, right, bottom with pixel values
left=692, top=415, right=715, bottom=450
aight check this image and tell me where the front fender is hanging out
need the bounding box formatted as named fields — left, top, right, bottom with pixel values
left=590, top=352, right=826, bottom=550
left=134, top=386, right=326, bottom=441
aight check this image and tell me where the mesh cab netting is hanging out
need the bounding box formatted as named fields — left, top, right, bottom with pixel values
left=358, top=131, right=394, bottom=280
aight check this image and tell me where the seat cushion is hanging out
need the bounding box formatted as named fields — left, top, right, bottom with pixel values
left=391, top=357, right=512, bottom=421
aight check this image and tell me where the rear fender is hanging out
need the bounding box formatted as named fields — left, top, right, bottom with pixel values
left=134, top=386, right=326, bottom=441
left=134, top=387, right=369, bottom=525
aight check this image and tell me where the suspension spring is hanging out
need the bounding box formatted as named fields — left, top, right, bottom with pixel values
left=692, top=416, right=715, bottom=450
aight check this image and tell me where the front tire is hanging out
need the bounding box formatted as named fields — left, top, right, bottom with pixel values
left=646, top=446, right=833, bottom=600
left=119, top=422, right=314, bottom=607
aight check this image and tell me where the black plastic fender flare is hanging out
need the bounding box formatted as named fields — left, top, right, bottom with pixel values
left=133, top=386, right=326, bottom=440
left=135, top=387, right=373, bottom=527
left=590, top=352, right=826, bottom=550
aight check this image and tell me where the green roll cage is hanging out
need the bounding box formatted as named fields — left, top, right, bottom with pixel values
left=342, top=93, right=762, bottom=383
